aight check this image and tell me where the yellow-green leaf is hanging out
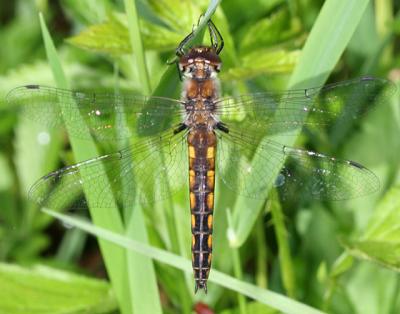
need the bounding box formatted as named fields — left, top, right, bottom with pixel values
left=0, top=263, right=117, bottom=314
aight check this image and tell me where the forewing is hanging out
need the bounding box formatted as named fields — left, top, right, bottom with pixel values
left=216, top=77, right=395, bottom=137
left=7, top=85, right=185, bottom=140
left=29, top=128, right=188, bottom=211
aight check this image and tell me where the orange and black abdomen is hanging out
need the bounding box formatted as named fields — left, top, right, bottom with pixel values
left=188, top=129, right=216, bottom=293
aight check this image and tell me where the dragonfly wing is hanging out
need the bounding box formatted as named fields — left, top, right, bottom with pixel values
left=7, top=85, right=185, bottom=140
left=276, top=146, right=379, bottom=200
left=216, top=125, right=379, bottom=200
left=29, top=128, right=188, bottom=211
left=216, top=77, right=395, bottom=137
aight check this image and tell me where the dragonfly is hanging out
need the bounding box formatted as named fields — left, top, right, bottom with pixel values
left=7, top=20, right=395, bottom=293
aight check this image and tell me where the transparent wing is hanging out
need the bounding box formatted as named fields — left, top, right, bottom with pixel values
left=216, top=126, right=379, bottom=201
left=29, top=128, right=188, bottom=211
left=6, top=85, right=185, bottom=140
left=215, top=77, right=391, bottom=200
left=216, top=77, right=395, bottom=137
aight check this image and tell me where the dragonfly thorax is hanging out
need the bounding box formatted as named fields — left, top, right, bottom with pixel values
left=181, top=47, right=221, bottom=131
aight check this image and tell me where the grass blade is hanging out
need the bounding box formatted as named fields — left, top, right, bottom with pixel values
left=123, top=0, right=151, bottom=94
left=38, top=13, right=132, bottom=314
left=289, top=0, right=371, bottom=88
left=269, top=191, right=295, bottom=297
left=127, top=202, right=163, bottom=314
left=116, top=2, right=164, bottom=309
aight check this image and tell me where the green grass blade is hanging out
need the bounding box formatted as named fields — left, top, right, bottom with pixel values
left=231, top=0, right=370, bottom=246
left=113, top=8, right=164, bottom=310
left=43, top=208, right=327, bottom=314
left=269, top=191, right=295, bottom=297
left=38, top=13, right=132, bottom=314
left=123, top=0, right=152, bottom=94
left=127, top=202, right=163, bottom=314
left=39, top=15, right=69, bottom=90
left=289, top=0, right=370, bottom=88
left=227, top=209, right=248, bottom=314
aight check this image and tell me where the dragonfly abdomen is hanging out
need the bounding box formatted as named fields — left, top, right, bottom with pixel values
left=188, top=129, right=216, bottom=293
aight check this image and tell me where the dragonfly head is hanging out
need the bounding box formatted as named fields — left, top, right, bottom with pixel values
left=179, top=46, right=221, bottom=80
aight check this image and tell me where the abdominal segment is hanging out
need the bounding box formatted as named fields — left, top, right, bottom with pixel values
left=188, top=129, right=216, bottom=293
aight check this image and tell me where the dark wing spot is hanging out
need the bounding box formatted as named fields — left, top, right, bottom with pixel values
left=348, top=160, right=365, bottom=169
left=25, top=85, right=40, bottom=89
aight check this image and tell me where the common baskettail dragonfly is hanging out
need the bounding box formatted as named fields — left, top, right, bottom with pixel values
left=7, top=20, right=395, bottom=293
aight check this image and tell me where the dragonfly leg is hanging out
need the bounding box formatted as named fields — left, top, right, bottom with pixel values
left=173, top=123, right=187, bottom=134
left=216, top=121, right=229, bottom=133
left=207, top=20, right=224, bottom=54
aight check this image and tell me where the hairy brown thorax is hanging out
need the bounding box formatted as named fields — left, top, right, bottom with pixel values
left=179, top=46, right=221, bottom=292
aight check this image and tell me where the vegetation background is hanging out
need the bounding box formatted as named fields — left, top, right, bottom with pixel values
left=0, top=0, right=399, bottom=314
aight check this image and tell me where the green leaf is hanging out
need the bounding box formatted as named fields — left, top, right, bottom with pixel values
left=67, top=19, right=132, bottom=55
left=342, top=186, right=400, bottom=272
left=221, top=0, right=285, bottom=30
left=329, top=253, right=354, bottom=278
left=67, top=17, right=184, bottom=55
left=147, top=0, right=200, bottom=30
left=221, top=49, right=300, bottom=80
left=343, top=240, right=400, bottom=271
left=0, top=263, right=117, bottom=314
left=239, top=9, right=302, bottom=53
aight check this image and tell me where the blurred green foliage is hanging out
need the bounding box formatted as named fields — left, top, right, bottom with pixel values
left=0, top=1, right=399, bottom=314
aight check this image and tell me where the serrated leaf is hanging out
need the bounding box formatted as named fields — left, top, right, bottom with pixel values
left=342, top=186, right=400, bottom=271
left=67, top=19, right=131, bottom=54
left=67, top=17, right=186, bottom=55
left=141, top=21, right=186, bottom=50
left=0, top=263, right=117, bottom=314
left=221, top=49, right=300, bottom=80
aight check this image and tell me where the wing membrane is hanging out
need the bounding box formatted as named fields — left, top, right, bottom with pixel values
left=216, top=126, right=379, bottom=200
left=29, top=128, right=188, bottom=211
left=216, top=77, right=395, bottom=137
left=7, top=85, right=185, bottom=140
